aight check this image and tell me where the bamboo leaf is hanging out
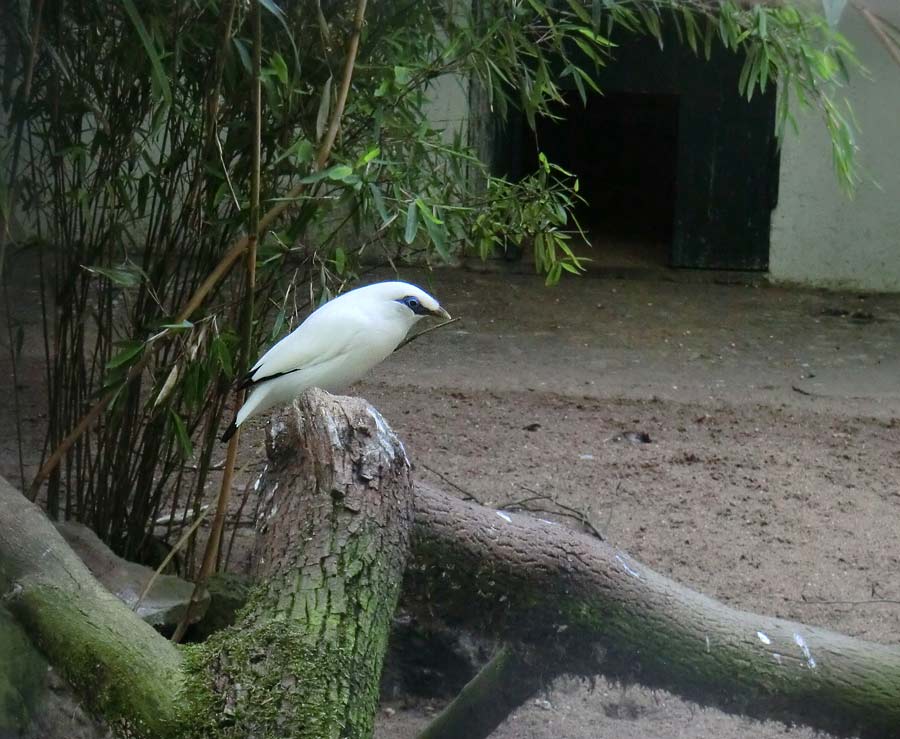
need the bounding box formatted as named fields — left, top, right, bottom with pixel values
left=169, top=409, right=193, bottom=459
left=120, top=0, right=171, bottom=105
left=233, top=37, right=252, bottom=73
left=83, top=264, right=143, bottom=287
left=404, top=200, right=419, bottom=244
left=356, top=146, right=381, bottom=168
left=333, top=246, right=347, bottom=274
left=369, top=183, right=390, bottom=225
left=316, top=76, right=333, bottom=142
left=212, top=336, right=234, bottom=379
left=153, top=364, right=179, bottom=408
left=424, top=213, right=450, bottom=260
left=270, top=51, right=288, bottom=86
left=106, top=341, right=144, bottom=370
left=565, top=0, right=592, bottom=25
left=299, top=164, right=353, bottom=184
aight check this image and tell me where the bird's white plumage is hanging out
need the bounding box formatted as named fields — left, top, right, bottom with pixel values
left=225, top=281, right=448, bottom=439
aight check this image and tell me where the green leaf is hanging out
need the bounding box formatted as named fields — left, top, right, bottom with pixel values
left=106, top=341, right=144, bottom=370
left=424, top=213, right=450, bottom=260
left=83, top=264, right=143, bottom=287
left=276, top=137, right=314, bottom=165
left=316, top=76, right=333, bottom=142
left=575, top=26, right=614, bottom=47
left=233, top=38, right=252, bottom=74
left=299, top=164, right=353, bottom=184
left=404, top=200, right=418, bottom=244
left=161, top=319, right=193, bottom=331
left=271, top=307, right=286, bottom=341
left=565, top=0, right=592, bottom=25
left=121, top=0, right=172, bottom=105
left=333, top=246, right=347, bottom=275
left=415, top=198, right=443, bottom=225
left=369, top=184, right=390, bottom=225
left=545, top=262, right=563, bottom=286
left=328, top=165, right=354, bottom=181
left=270, top=51, right=288, bottom=86
left=169, top=408, right=193, bottom=459
left=212, top=336, right=234, bottom=378
left=682, top=8, right=699, bottom=54
left=570, top=64, right=587, bottom=104
left=356, top=146, right=381, bottom=168
left=393, top=65, right=412, bottom=85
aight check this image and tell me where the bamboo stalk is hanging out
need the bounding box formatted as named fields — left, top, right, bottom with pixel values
left=29, top=0, right=370, bottom=500
left=172, top=0, right=264, bottom=643
left=1, top=0, right=46, bottom=274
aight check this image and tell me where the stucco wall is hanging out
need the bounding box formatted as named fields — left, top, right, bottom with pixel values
left=770, top=5, right=900, bottom=292
left=425, top=73, right=469, bottom=145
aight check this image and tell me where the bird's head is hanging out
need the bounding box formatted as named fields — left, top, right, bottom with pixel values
left=369, top=281, right=451, bottom=324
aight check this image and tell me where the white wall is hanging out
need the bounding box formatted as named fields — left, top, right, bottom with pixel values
left=770, top=4, right=900, bottom=292
left=425, top=72, right=469, bottom=145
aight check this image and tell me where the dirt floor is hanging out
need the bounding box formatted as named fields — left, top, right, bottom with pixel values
left=2, top=264, right=900, bottom=738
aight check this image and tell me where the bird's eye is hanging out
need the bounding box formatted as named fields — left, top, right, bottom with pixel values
left=406, top=297, right=420, bottom=310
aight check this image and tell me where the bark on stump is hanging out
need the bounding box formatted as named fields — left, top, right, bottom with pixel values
left=183, top=391, right=413, bottom=738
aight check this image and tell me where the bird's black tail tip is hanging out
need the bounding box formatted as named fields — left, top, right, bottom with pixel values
left=220, top=418, right=238, bottom=443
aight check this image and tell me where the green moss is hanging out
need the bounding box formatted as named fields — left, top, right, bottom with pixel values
left=12, top=582, right=184, bottom=739
left=178, top=620, right=366, bottom=739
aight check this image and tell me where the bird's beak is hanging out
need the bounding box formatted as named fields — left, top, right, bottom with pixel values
left=432, top=306, right=452, bottom=321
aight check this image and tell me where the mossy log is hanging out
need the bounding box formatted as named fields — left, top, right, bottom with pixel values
left=407, top=483, right=900, bottom=739
left=0, top=475, right=184, bottom=737
left=182, top=391, right=414, bottom=738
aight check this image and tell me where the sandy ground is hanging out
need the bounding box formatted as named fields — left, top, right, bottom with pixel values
left=2, top=264, right=900, bottom=738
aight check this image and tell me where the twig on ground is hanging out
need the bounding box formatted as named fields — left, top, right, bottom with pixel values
left=503, top=482, right=606, bottom=541
left=421, top=463, right=484, bottom=504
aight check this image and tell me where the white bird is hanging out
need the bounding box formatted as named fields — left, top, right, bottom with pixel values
left=221, top=280, right=450, bottom=442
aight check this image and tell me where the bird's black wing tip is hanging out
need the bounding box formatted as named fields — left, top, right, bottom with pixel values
left=220, top=419, right=238, bottom=443
left=234, top=371, right=255, bottom=391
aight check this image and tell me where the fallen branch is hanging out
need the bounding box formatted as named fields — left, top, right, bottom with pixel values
left=0, top=475, right=184, bottom=735
left=407, top=482, right=900, bottom=739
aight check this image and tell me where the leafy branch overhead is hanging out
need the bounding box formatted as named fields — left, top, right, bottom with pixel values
left=0, top=0, right=860, bottom=557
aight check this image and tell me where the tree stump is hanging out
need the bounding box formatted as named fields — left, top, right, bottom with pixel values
left=183, top=391, right=413, bottom=738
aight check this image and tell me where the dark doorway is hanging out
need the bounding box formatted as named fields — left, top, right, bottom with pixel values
left=526, top=91, right=680, bottom=268
left=491, top=29, right=780, bottom=271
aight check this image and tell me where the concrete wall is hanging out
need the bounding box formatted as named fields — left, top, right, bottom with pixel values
left=770, top=4, right=900, bottom=292
left=425, top=72, right=469, bottom=145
